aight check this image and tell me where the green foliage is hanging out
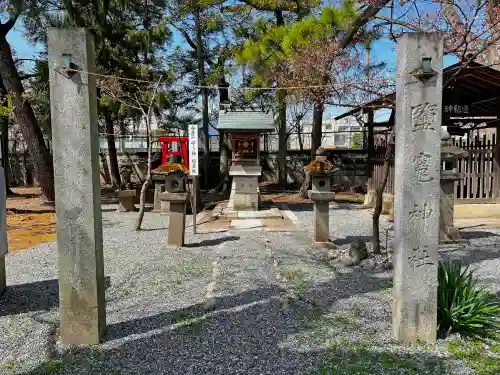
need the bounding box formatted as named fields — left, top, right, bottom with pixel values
left=437, top=262, right=500, bottom=337
left=0, top=93, right=13, bottom=117
left=448, top=334, right=500, bottom=375
left=237, top=4, right=358, bottom=89
left=351, top=131, right=363, bottom=149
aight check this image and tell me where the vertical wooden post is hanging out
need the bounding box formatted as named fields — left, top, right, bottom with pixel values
left=493, top=126, right=500, bottom=201
left=364, top=109, right=375, bottom=206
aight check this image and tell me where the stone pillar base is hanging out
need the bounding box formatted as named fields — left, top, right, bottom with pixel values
left=0, top=256, right=6, bottom=296
left=313, top=201, right=330, bottom=243
left=363, top=189, right=376, bottom=207
left=117, top=190, right=138, bottom=212
left=159, top=192, right=190, bottom=248
left=381, top=193, right=394, bottom=216
left=439, top=226, right=469, bottom=244
left=153, top=181, right=165, bottom=213
left=228, top=169, right=261, bottom=211
left=160, top=200, right=171, bottom=215
left=168, top=202, right=187, bottom=247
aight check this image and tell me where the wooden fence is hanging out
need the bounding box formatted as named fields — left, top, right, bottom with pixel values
left=369, top=135, right=500, bottom=203
left=453, top=135, right=498, bottom=203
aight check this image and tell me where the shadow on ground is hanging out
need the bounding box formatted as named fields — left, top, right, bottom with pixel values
left=15, top=271, right=450, bottom=375
left=460, top=230, right=500, bottom=239
left=184, top=236, right=240, bottom=248
left=0, top=277, right=111, bottom=317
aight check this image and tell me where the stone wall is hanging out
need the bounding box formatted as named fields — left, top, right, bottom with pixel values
left=7, top=150, right=370, bottom=189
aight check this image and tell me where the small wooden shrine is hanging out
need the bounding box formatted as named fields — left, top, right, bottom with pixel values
left=217, top=102, right=274, bottom=211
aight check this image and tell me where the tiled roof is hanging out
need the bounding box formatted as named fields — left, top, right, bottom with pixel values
left=217, top=106, right=275, bottom=132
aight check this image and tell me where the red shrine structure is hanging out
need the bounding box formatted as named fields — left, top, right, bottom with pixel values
left=157, top=136, right=189, bottom=169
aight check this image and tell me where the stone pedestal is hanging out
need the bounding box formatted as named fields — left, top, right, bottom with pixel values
left=440, top=173, right=468, bottom=243
left=48, top=28, right=106, bottom=345
left=392, top=32, right=443, bottom=344
left=0, top=167, right=7, bottom=296
left=160, top=192, right=190, bottom=247
left=228, top=163, right=261, bottom=211
left=153, top=180, right=166, bottom=213
left=117, top=190, right=138, bottom=212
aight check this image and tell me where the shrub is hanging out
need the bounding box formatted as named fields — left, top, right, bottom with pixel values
left=437, top=262, right=500, bottom=337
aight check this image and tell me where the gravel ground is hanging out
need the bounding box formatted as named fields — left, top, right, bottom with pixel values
left=0, top=203, right=499, bottom=375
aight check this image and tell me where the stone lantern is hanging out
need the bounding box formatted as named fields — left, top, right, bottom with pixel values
left=158, top=170, right=190, bottom=247
left=306, top=147, right=338, bottom=247
left=440, top=130, right=469, bottom=243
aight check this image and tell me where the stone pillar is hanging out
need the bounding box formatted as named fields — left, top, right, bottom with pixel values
left=392, top=33, right=443, bottom=344
left=0, top=167, right=7, bottom=296
left=153, top=181, right=164, bottom=212
left=159, top=192, right=190, bottom=247
left=48, top=28, right=106, bottom=345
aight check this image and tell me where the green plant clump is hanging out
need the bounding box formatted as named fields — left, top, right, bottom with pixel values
left=437, top=262, right=500, bottom=337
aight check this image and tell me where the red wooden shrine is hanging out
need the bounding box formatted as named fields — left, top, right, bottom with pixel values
left=157, top=137, right=189, bottom=169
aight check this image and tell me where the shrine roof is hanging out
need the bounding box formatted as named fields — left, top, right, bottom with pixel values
left=334, top=61, right=500, bottom=128
left=217, top=105, right=275, bottom=132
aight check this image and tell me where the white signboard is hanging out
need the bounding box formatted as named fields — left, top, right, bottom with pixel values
left=188, top=124, right=199, bottom=176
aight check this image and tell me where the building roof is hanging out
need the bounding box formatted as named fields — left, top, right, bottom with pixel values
left=217, top=105, right=275, bottom=132
left=334, top=61, right=500, bottom=129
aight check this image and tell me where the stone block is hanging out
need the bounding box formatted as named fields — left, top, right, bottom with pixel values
left=313, top=201, right=330, bottom=243
left=233, top=176, right=259, bottom=194
left=308, top=191, right=335, bottom=202
left=167, top=202, right=187, bottom=247
left=159, top=192, right=190, bottom=202
left=160, top=200, right=170, bottom=214
left=229, top=164, right=262, bottom=176
left=230, top=219, right=263, bottom=230
left=392, top=32, right=443, bottom=344
left=311, top=176, right=331, bottom=192
left=117, top=189, right=136, bottom=198
left=153, top=181, right=165, bottom=212
left=117, top=190, right=138, bottom=212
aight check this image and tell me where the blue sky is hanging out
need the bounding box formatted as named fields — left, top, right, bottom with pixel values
left=6, top=19, right=458, bottom=122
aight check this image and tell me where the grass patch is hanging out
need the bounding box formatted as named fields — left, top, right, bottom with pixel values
left=448, top=333, right=500, bottom=375
left=306, top=342, right=448, bottom=375
left=171, top=312, right=208, bottom=333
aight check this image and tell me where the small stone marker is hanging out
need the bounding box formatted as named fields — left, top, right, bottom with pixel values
left=117, top=189, right=138, bottom=212
left=393, top=32, right=443, bottom=344
left=0, top=167, right=7, bottom=295
left=48, top=28, right=106, bottom=345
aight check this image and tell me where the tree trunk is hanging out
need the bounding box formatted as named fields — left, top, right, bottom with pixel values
left=277, top=89, right=287, bottom=185
left=275, top=9, right=287, bottom=186
left=298, top=101, right=324, bottom=199
left=0, top=114, right=13, bottom=195
left=372, top=132, right=394, bottom=254
left=135, top=116, right=152, bottom=231
left=194, top=8, right=210, bottom=188
left=310, top=101, right=324, bottom=159
left=104, top=111, right=121, bottom=189
left=100, top=152, right=112, bottom=185
left=0, top=32, right=55, bottom=202
left=0, top=78, right=12, bottom=194
left=219, top=130, right=231, bottom=194
left=298, top=170, right=311, bottom=199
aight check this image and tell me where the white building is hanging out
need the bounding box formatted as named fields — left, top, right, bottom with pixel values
left=288, top=115, right=365, bottom=150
